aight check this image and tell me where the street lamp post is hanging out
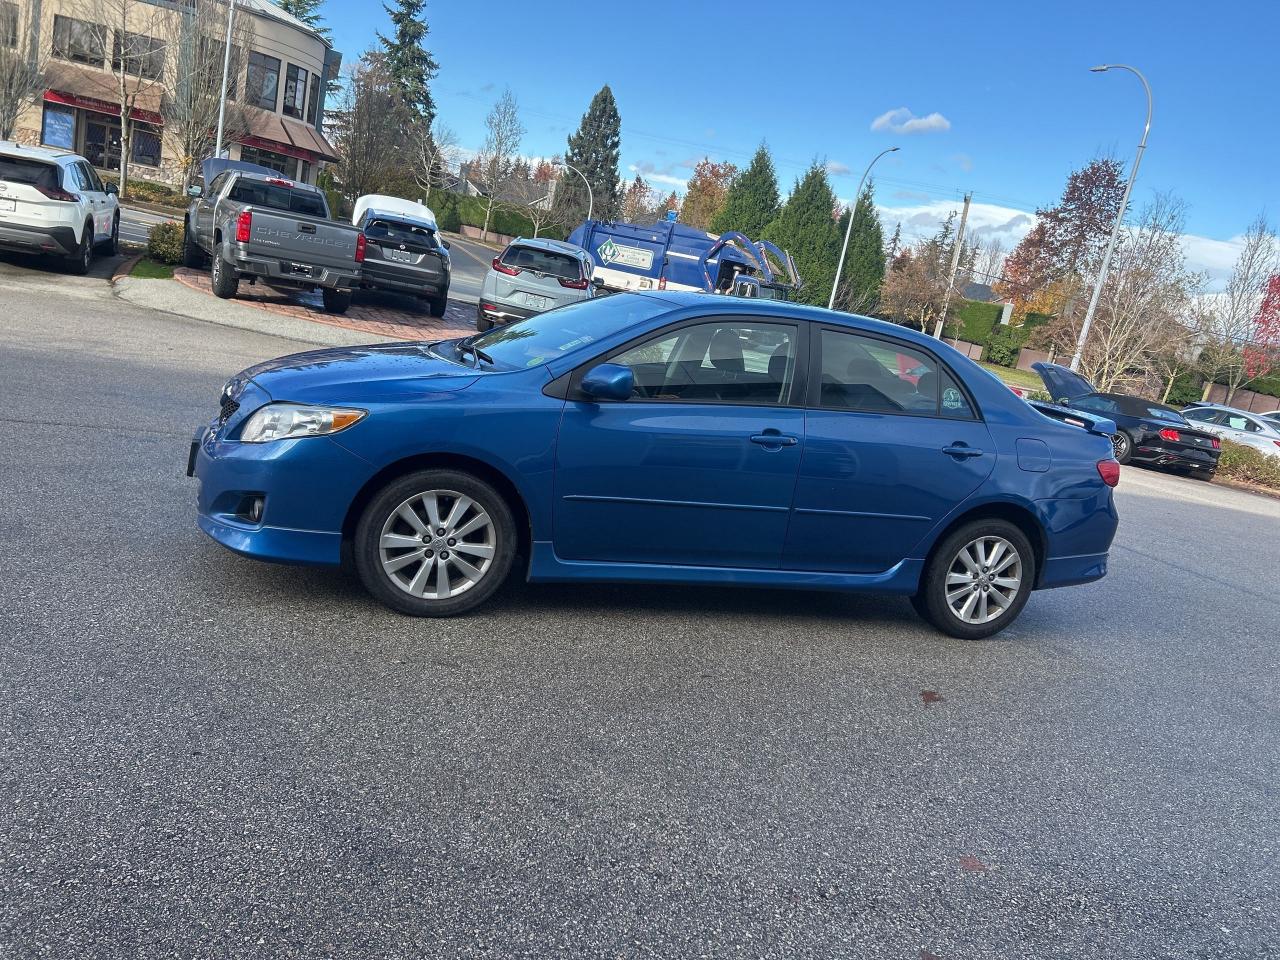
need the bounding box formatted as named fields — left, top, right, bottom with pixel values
left=1069, top=63, right=1152, bottom=372
left=828, top=146, right=899, bottom=311
left=214, top=0, right=237, bottom=159
left=560, top=161, right=593, bottom=222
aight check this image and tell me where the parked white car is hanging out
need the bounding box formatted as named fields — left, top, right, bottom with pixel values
left=1182, top=403, right=1280, bottom=459
left=0, top=142, right=119, bottom=274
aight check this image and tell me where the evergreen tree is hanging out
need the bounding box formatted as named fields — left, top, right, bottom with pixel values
left=710, top=144, right=780, bottom=237
left=832, top=181, right=886, bottom=313
left=278, top=0, right=332, bottom=42
left=762, top=163, right=841, bottom=307
left=378, top=0, right=439, bottom=127
left=554, top=85, right=622, bottom=224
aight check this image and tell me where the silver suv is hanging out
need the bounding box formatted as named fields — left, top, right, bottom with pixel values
left=477, top=237, right=595, bottom=331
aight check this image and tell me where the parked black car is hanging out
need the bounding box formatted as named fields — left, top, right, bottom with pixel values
left=352, top=195, right=450, bottom=316
left=1033, top=363, right=1221, bottom=479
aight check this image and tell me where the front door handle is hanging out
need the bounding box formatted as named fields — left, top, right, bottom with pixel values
left=750, top=432, right=799, bottom=448
left=943, top=444, right=984, bottom=459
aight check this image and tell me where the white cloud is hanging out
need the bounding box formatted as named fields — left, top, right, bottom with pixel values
left=871, top=107, right=951, bottom=135
left=628, top=163, right=687, bottom=191
left=826, top=160, right=852, bottom=177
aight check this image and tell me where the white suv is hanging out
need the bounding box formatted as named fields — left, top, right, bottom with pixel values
left=0, top=142, right=119, bottom=274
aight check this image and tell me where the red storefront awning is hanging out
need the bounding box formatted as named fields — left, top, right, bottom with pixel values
left=43, top=62, right=163, bottom=126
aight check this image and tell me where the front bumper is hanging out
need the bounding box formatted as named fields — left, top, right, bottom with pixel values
left=0, top=221, right=78, bottom=256
left=190, top=419, right=372, bottom=566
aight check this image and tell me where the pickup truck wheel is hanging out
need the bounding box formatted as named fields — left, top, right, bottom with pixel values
left=911, top=519, right=1035, bottom=640
left=210, top=253, right=239, bottom=299
left=354, top=469, right=516, bottom=617
left=322, top=288, right=352, bottom=314
left=67, top=223, right=93, bottom=275
left=182, top=222, right=205, bottom=268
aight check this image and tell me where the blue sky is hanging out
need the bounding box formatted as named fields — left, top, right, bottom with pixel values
left=323, top=0, right=1278, bottom=284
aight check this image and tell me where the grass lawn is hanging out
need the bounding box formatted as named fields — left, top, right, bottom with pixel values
left=979, top=361, right=1044, bottom=391
left=129, top=257, right=175, bottom=279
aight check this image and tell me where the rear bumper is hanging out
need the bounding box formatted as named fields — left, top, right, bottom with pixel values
left=0, top=221, right=77, bottom=256
left=231, top=242, right=359, bottom=291
left=1131, top=443, right=1218, bottom=472
left=361, top=262, right=447, bottom=296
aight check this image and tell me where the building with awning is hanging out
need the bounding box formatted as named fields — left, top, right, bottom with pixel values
left=9, top=0, right=340, bottom=186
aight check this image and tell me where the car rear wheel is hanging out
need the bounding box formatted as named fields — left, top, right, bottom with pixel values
left=67, top=222, right=93, bottom=275
left=210, top=252, right=239, bottom=298
left=425, top=293, right=447, bottom=317
left=1111, top=431, right=1133, bottom=464
left=354, top=470, right=516, bottom=617
left=475, top=306, right=492, bottom=332
left=911, top=519, right=1036, bottom=640
left=322, top=288, right=352, bottom=314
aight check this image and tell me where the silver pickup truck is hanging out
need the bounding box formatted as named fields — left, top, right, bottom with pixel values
left=183, top=161, right=363, bottom=314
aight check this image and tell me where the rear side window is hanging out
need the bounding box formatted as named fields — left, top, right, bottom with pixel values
left=0, top=156, right=60, bottom=190
left=500, top=245, right=581, bottom=280
left=818, top=329, right=940, bottom=416
left=229, top=178, right=326, bottom=217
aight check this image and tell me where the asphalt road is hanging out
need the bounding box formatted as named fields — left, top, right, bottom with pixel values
left=1, top=262, right=1277, bottom=959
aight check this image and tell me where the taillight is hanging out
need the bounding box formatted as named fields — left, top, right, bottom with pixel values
left=265, top=178, right=294, bottom=188
left=1211, top=438, right=1221, bottom=449
left=36, top=184, right=79, bottom=202
left=492, top=255, right=520, bottom=276
left=235, top=210, right=252, bottom=243
left=355, top=233, right=366, bottom=263
left=1274, top=440, right=1280, bottom=450
left=1158, top=428, right=1181, bottom=442
left=558, top=276, right=589, bottom=289
left=1097, top=459, right=1120, bottom=487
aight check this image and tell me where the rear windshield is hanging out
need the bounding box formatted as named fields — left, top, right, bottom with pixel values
left=0, top=157, right=60, bottom=190
left=366, top=218, right=438, bottom=248
left=1113, top=395, right=1188, bottom=423
left=500, top=244, right=581, bottom=280
left=229, top=178, right=328, bottom=217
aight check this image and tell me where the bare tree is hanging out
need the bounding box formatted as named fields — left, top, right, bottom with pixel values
left=161, top=0, right=254, bottom=191
left=1199, top=214, right=1280, bottom=402
left=0, top=2, right=47, bottom=140
left=970, top=237, right=1007, bottom=286
left=474, top=89, right=524, bottom=241
left=90, top=0, right=170, bottom=195
left=331, top=51, right=415, bottom=205
left=411, top=121, right=459, bottom=207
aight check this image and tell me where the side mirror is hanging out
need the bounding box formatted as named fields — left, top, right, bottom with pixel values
left=580, top=363, right=634, bottom=402
left=442, top=239, right=451, bottom=249
left=104, top=182, right=119, bottom=196
left=187, top=185, right=203, bottom=198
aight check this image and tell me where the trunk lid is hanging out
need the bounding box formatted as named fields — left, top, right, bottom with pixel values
left=247, top=208, right=361, bottom=269
left=0, top=155, right=67, bottom=224
left=1031, top=362, right=1097, bottom=402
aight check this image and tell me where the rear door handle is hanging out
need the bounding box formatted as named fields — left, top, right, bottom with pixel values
left=943, top=444, right=984, bottom=459
left=751, top=432, right=799, bottom=447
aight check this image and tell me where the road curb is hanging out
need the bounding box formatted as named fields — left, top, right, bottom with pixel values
left=110, top=254, right=143, bottom=283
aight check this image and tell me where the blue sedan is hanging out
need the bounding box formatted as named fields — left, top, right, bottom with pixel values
left=190, top=292, right=1120, bottom=639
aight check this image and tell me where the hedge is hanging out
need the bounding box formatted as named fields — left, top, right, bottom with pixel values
left=955, top=298, right=1003, bottom=344
left=1217, top=440, right=1280, bottom=490
left=100, top=172, right=186, bottom=209
left=431, top=192, right=567, bottom=241
left=147, top=221, right=185, bottom=264
left=985, top=325, right=1028, bottom=367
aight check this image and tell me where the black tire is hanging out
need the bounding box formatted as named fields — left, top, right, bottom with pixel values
left=209, top=251, right=239, bottom=299
left=1191, top=469, right=1216, bottom=482
left=104, top=215, right=119, bottom=256
left=182, top=221, right=205, bottom=268
left=67, top=222, right=93, bottom=274
left=322, top=288, right=352, bottom=314
left=475, top=306, right=492, bottom=332
left=911, top=518, right=1037, bottom=640
left=426, top=293, right=447, bottom=317
left=354, top=469, right=516, bottom=617
left=1111, top=431, right=1133, bottom=464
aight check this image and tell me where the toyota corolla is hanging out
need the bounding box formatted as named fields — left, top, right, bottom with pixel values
left=188, top=292, right=1120, bottom=639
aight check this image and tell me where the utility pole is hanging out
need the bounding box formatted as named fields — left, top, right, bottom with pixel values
left=933, top=192, right=971, bottom=339
left=214, top=0, right=236, bottom=159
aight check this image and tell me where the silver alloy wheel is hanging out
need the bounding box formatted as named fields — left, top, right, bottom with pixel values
left=945, top=535, right=1022, bottom=625
left=378, top=489, right=496, bottom=599
left=1111, top=432, right=1129, bottom=459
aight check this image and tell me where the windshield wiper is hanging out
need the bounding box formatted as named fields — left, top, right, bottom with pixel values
left=457, top=338, right=494, bottom=368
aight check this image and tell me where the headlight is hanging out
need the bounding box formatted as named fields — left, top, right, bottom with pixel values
left=238, top=403, right=365, bottom=443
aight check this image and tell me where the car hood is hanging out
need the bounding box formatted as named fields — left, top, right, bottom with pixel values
left=239, top=341, right=481, bottom=404
left=1031, top=361, right=1097, bottom=402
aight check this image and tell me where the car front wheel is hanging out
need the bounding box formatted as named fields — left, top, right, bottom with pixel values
left=354, top=469, right=516, bottom=617
left=911, top=519, right=1036, bottom=640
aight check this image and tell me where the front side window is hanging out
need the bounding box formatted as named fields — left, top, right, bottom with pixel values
left=245, top=51, right=280, bottom=111
left=819, top=329, right=946, bottom=416
left=1224, top=414, right=1261, bottom=432
left=53, top=15, right=105, bottom=66
left=283, top=63, right=307, bottom=118
left=609, top=321, right=797, bottom=405
left=112, top=30, right=165, bottom=79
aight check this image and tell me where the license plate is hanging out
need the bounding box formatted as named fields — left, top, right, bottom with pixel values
left=287, top=262, right=313, bottom=276
left=0, top=198, right=15, bottom=213
left=385, top=248, right=415, bottom=263
left=522, top=293, right=553, bottom=310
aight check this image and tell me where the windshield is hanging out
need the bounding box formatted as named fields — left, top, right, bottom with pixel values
left=463, top=295, right=671, bottom=369
left=229, top=178, right=328, bottom=217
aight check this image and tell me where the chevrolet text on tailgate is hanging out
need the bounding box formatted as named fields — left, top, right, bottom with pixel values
left=183, top=158, right=365, bottom=314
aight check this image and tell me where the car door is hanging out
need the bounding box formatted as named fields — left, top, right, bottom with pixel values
left=195, top=173, right=225, bottom=246
left=782, top=327, right=994, bottom=574
left=74, top=162, right=111, bottom=236
left=553, top=317, right=807, bottom=568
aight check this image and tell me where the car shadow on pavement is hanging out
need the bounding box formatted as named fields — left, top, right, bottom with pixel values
left=0, top=248, right=126, bottom=281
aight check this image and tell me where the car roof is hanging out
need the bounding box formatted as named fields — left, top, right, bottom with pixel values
left=509, top=237, right=589, bottom=256
left=0, top=141, right=79, bottom=163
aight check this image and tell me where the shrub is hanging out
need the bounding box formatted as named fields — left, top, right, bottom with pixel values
left=955, top=299, right=1002, bottom=344
left=147, top=220, right=185, bottom=264
left=1217, top=440, right=1280, bottom=489
left=1164, top=372, right=1204, bottom=407
left=433, top=192, right=462, bottom=232
left=985, top=324, right=1028, bottom=367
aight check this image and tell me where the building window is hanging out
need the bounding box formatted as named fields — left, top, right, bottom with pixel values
left=41, top=105, right=76, bottom=149
left=132, top=126, right=162, bottom=166
left=112, top=30, right=165, bottom=80
left=1, top=1, right=18, bottom=48
left=53, top=14, right=106, bottom=66
left=245, top=51, right=280, bottom=111
left=198, top=38, right=240, bottom=100
left=238, top=145, right=297, bottom=179
left=305, top=73, right=320, bottom=124
left=282, top=63, right=307, bottom=119
left=83, top=117, right=161, bottom=170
